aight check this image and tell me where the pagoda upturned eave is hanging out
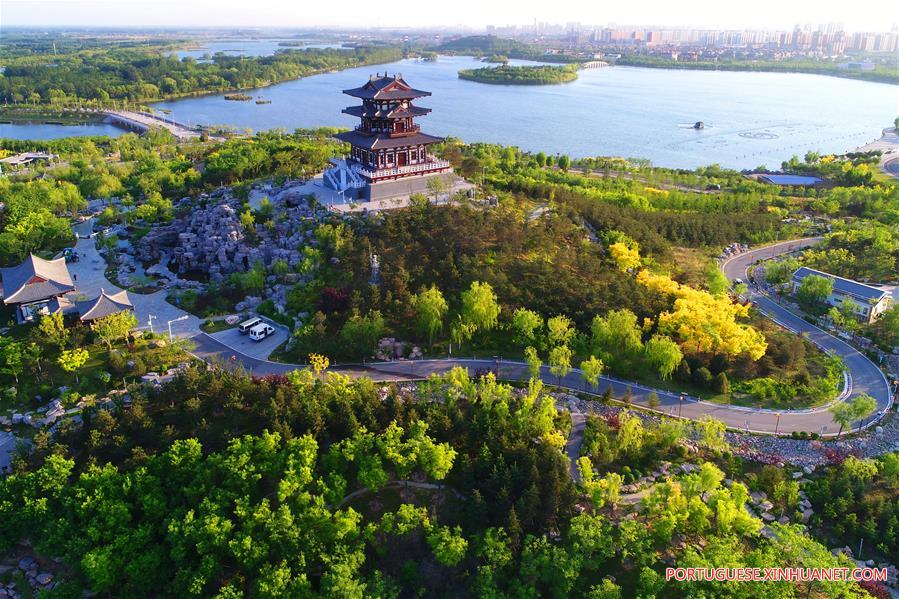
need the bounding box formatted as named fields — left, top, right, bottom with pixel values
left=334, top=130, right=444, bottom=150
left=342, top=87, right=431, bottom=100
left=341, top=74, right=432, bottom=101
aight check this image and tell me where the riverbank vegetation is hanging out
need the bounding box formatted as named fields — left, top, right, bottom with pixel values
left=0, top=42, right=402, bottom=106
left=458, top=64, right=580, bottom=85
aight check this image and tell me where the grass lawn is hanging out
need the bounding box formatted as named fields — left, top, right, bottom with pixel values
left=200, top=319, right=237, bottom=334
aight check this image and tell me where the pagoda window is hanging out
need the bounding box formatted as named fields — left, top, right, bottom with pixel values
left=411, top=150, right=418, bottom=162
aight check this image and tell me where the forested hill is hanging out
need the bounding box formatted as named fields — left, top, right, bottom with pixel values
left=458, top=64, right=580, bottom=85
left=0, top=45, right=403, bottom=105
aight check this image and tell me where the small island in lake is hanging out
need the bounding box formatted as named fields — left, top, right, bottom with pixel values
left=458, top=64, right=580, bottom=85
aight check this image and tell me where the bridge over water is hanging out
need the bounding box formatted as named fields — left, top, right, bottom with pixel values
left=104, top=110, right=209, bottom=140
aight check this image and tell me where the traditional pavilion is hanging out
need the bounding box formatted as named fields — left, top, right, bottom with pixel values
left=0, top=254, right=75, bottom=323
left=75, top=289, right=134, bottom=323
left=324, top=73, right=454, bottom=201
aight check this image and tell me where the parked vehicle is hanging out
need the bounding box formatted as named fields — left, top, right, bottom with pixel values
left=238, top=317, right=262, bottom=334
left=249, top=323, right=275, bottom=341
left=62, top=248, right=79, bottom=263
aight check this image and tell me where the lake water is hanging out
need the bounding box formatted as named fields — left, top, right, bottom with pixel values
left=3, top=54, right=894, bottom=169
left=0, top=122, right=125, bottom=140
left=148, top=56, right=896, bottom=169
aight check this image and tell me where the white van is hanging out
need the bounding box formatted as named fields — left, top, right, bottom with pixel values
left=249, top=323, right=275, bottom=341
left=238, top=317, right=262, bottom=334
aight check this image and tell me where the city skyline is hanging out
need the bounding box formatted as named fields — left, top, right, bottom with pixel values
left=2, top=0, right=897, bottom=34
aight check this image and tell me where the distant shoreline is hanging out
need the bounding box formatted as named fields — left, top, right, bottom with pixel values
left=614, top=57, right=899, bottom=85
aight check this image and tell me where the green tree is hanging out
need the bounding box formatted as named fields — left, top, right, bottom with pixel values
left=849, top=393, right=877, bottom=432
left=58, top=348, right=89, bottom=382
left=591, top=309, right=644, bottom=371
left=546, top=314, right=575, bottom=347
left=647, top=391, right=660, bottom=408
left=91, top=310, right=137, bottom=350
left=38, top=312, right=70, bottom=351
left=871, top=305, right=899, bottom=348
left=714, top=371, right=730, bottom=395
left=511, top=308, right=543, bottom=346
left=829, top=401, right=854, bottom=437
left=773, top=479, right=800, bottom=517
left=796, top=274, right=833, bottom=308
left=240, top=209, right=255, bottom=233
left=460, top=281, right=501, bottom=333
left=427, top=525, right=468, bottom=566
left=643, top=335, right=682, bottom=380
left=558, top=154, right=571, bottom=171
left=524, top=346, right=542, bottom=380
left=340, top=310, right=386, bottom=356
left=548, top=345, right=572, bottom=385
left=694, top=416, right=728, bottom=453
left=0, top=337, right=25, bottom=384
left=411, top=286, right=448, bottom=349
left=580, top=355, right=604, bottom=391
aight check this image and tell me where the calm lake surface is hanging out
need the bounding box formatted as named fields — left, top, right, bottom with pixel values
left=3, top=53, right=894, bottom=169
left=149, top=56, right=896, bottom=169
left=0, top=122, right=125, bottom=140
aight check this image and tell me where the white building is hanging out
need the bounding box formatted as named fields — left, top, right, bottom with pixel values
left=792, top=267, right=892, bottom=324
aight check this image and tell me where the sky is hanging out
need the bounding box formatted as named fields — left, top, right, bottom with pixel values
left=1, top=0, right=896, bottom=32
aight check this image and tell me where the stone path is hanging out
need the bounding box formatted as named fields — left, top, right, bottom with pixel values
left=67, top=219, right=200, bottom=338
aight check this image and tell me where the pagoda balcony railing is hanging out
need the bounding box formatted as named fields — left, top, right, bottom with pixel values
left=354, top=124, right=421, bottom=135
left=353, top=159, right=451, bottom=179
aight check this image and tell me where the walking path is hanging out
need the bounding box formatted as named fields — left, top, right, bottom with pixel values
left=67, top=219, right=200, bottom=338
left=854, top=126, right=899, bottom=180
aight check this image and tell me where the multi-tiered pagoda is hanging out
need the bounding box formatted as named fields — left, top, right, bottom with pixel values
left=323, top=73, right=453, bottom=201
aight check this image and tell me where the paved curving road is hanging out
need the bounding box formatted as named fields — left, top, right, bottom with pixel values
left=721, top=238, right=893, bottom=432
left=187, top=238, right=894, bottom=437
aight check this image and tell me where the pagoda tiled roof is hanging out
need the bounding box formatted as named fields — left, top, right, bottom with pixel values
left=334, top=130, right=444, bottom=150
left=343, top=74, right=431, bottom=100
left=0, top=254, right=74, bottom=305
left=343, top=104, right=431, bottom=119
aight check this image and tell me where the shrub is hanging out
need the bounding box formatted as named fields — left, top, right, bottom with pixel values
left=108, top=351, right=126, bottom=374
left=714, top=372, right=730, bottom=394
left=129, top=356, right=147, bottom=377
left=693, top=367, right=713, bottom=387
